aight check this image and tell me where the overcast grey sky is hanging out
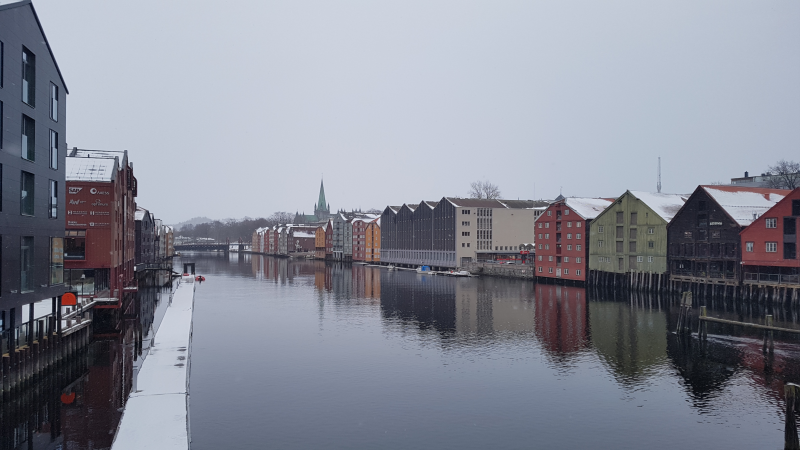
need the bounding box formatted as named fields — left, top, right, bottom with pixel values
left=34, top=0, right=800, bottom=223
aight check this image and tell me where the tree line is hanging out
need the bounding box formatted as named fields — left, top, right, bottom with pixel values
left=177, top=211, right=294, bottom=242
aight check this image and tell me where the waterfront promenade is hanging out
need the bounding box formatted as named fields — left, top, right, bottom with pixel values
left=112, top=275, right=196, bottom=450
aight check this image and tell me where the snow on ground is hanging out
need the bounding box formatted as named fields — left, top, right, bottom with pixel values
left=112, top=277, right=195, bottom=450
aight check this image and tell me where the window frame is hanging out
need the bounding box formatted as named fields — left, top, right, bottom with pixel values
left=50, top=83, right=58, bottom=121
left=765, top=218, right=777, bottom=229
left=49, top=180, right=57, bottom=218
left=21, top=114, right=35, bottom=161
left=765, top=242, right=777, bottom=253
left=20, top=171, right=34, bottom=216
left=22, top=47, right=36, bottom=107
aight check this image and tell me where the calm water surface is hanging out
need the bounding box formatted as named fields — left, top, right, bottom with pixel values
left=187, top=254, right=800, bottom=450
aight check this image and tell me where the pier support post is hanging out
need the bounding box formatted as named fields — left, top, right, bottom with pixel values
left=764, top=315, right=774, bottom=354
left=786, top=383, right=800, bottom=450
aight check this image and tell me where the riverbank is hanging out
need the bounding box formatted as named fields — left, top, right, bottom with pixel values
left=112, top=275, right=196, bottom=450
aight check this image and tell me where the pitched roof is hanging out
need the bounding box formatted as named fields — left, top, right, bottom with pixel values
left=700, top=185, right=789, bottom=226
left=0, top=1, right=69, bottom=93
left=562, top=197, right=615, bottom=220
left=66, top=155, right=118, bottom=182
left=446, top=198, right=506, bottom=208
left=628, top=191, right=689, bottom=222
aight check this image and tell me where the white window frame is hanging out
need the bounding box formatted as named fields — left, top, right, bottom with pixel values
left=766, top=242, right=777, bottom=252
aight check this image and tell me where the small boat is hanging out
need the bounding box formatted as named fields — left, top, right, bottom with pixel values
left=446, top=270, right=471, bottom=277
left=387, top=265, right=397, bottom=271
left=195, top=275, right=206, bottom=282
left=416, top=265, right=433, bottom=274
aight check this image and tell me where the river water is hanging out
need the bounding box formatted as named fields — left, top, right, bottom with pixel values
left=186, top=254, right=800, bottom=450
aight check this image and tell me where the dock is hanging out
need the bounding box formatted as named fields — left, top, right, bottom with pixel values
left=112, top=275, right=196, bottom=450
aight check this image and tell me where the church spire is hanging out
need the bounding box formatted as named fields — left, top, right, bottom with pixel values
left=317, top=179, right=328, bottom=213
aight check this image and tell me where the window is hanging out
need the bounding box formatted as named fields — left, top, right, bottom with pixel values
left=538, top=223, right=542, bottom=229
left=22, top=47, right=35, bottom=106
left=49, top=180, right=57, bottom=218
left=648, top=256, right=653, bottom=263
left=545, top=244, right=549, bottom=250
left=616, top=226, right=623, bottom=239
left=0, top=101, right=3, bottom=149
left=793, top=200, right=800, bottom=217
left=629, top=241, right=637, bottom=252
left=545, top=233, right=549, bottom=239
left=538, top=244, right=542, bottom=249
left=0, top=40, right=3, bottom=88
left=50, top=83, right=58, bottom=121
left=786, top=243, right=797, bottom=260
left=548, top=256, right=553, bottom=261
left=65, top=230, right=86, bottom=260
left=564, top=257, right=569, bottom=262
left=576, top=257, right=582, bottom=263
left=577, top=245, right=581, bottom=251
left=648, top=227, right=654, bottom=234
left=538, top=233, right=542, bottom=239
left=462, top=209, right=471, bottom=215
left=50, top=130, right=58, bottom=169
left=538, top=267, right=543, bottom=272
left=538, top=255, right=542, bottom=261
left=598, top=225, right=604, bottom=233
left=548, top=267, right=553, bottom=273
left=577, top=222, right=581, bottom=228
left=462, top=243, right=465, bottom=247
left=461, top=231, right=470, bottom=236
left=545, top=222, right=550, bottom=228
left=637, top=256, right=643, bottom=262
left=576, top=233, right=581, bottom=239
left=467, top=243, right=470, bottom=247
left=629, top=228, right=637, bottom=239
left=616, top=211, right=623, bottom=224
left=565, top=210, right=570, bottom=215
left=0, top=164, right=2, bottom=212
left=648, top=241, right=654, bottom=249
left=567, top=233, right=572, bottom=239
left=766, top=242, right=777, bottom=252
left=564, top=269, right=569, bottom=275
left=598, top=240, right=603, bottom=248
left=51, top=237, right=63, bottom=284
left=576, top=269, right=581, bottom=276
left=567, top=222, right=572, bottom=228
left=567, top=245, right=572, bottom=251
left=616, top=241, right=623, bottom=253
left=630, top=212, right=638, bottom=225
left=20, top=171, right=34, bottom=216
left=22, top=115, right=35, bottom=160
left=698, top=200, right=707, bottom=211
left=21, top=236, right=34, bottom=292
left=547, top=210, right=551, bottom=216
left=684, top=231, right=692, bottom=239
left=765, top=218, right=777, bottom=229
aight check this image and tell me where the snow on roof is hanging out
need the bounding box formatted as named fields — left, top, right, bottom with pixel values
left=628, top=191, right=689, bottom=222
left=66, top=156, right=117, bottom=182
left=701, top=185, right=788, bottom=226
left=564, top=197, right=614, bottom=220
left=292, top=231, right=316, bottom=238
left=135, top=209, right=147, bottom=221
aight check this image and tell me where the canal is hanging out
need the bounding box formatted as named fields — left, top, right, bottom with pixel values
left=187, top=254, right=800, bottom=450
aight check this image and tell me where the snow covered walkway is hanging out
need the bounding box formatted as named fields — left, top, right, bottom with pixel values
left=112, top=276, right=196, bottom=450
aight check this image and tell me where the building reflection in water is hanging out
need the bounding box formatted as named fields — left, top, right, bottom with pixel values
left=246, top=255, right=800, bottom=426
left=0, top=275, right=173, bottom=450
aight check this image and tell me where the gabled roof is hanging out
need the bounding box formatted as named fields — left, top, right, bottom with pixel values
left=561, top=197, right=615, bottom=220
left=446, top=198, right=506, bottom=208
left=700, top=185, right=789, bottom=226
left=0, top=1, right=69, bottom=93
left=66, top=155, right=118, bottom=182
left=627, top=191, right=689, bottom=222
left=741, top=188, right=800, bottom=235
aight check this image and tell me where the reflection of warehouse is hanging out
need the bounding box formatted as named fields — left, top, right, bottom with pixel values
left=381, top=198, right=547, bottom=269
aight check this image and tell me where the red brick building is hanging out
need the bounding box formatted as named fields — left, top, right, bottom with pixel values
left=325, top=220, right=334, bottom=259
left=536, top=197, right=613, bottom=284
left=64, top=149, right=137, bottom=308
left=352, top=219, right=368, bottom=261
left=740, top=188, right=800, bottom=287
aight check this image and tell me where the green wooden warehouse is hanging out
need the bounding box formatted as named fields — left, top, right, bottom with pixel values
left=588, top=190, right=688, bottom=290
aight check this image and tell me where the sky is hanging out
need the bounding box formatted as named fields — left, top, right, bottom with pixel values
left=31, top=0, right=800, bottom=224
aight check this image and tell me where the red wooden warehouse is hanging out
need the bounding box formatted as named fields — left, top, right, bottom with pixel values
left=536, top=197, right=613, bottom=283
left=740, top=188, right=800, bottom=289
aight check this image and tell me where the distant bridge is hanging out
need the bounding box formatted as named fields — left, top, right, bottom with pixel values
left=174, top=243, right=252, bottom=253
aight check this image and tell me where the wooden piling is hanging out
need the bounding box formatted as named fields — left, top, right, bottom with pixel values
left=787, top=383, right=800, bottom=450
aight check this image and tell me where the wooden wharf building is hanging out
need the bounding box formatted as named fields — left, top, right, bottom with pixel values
left=588, top=191, right=688, bottom=290
left=667, top=186, right=788, bottom=298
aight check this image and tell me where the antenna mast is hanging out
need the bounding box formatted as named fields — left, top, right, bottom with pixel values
left=657, top=157, right=662, bottom=193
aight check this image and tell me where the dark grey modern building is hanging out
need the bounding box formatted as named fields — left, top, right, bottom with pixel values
left=0, top=1, right=68, bottom=331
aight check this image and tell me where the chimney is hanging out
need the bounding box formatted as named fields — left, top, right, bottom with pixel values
left=744, top=171, right=749, bottom=178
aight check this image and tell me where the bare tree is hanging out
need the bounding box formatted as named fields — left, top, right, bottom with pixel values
left=267, top=211, right=295, bottom=225
left=766, top=159, right=800, bottom=190
left=469, top=180, right=501, bottom=199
